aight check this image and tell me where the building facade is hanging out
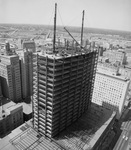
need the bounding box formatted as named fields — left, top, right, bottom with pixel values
left=92, top=68, right=130, bottom=119
left=17, top=49, right=33, bottom=100
left=0, top=55, right=22, bottom=102
left=22, top=41, right=36, bottom=53
left=0, top=100, right=23, bottom=138
left=0, top=80, right=2, bottom=97
left=32, top=49, right=98, bottom=137
left=103, top=50, right=126, bottom=65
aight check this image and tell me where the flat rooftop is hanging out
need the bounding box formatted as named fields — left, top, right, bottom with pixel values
left=0, top=98, right=22, bottom=120
left=0, top=120, right=63, bottom=150
left=0, top=103, right=116, bottom=150
left=0, top=54, right=18, bottom=59
left=96, top=67, right=130, bottom=82
left=0, top=120, right=33, bottom=150
left=20, top=102, right=32, bottom=114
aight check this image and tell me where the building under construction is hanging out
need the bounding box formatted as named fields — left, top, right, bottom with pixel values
left=33, top=46, right=98, bottom=138
left=32, top=3, right=98, bottom=138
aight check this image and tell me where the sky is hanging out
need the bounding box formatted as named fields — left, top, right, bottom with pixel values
left=0, top=0, right=131, bottom=31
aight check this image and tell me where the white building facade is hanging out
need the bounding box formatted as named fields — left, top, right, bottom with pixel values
left=92, top=68, right=130, bottom=119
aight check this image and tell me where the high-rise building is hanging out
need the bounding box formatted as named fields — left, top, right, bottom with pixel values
left=0, top=54, right=22, bottom=102
left=22, top=41, right=36, bottom=53
left=16, top=49, right=33, bottom=100
left=92, top=67, right=130, bottom=119
left=32, top=48, right=98, bottom=137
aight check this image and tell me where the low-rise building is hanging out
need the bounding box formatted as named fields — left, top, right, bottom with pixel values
left=103, top=50, right=127, bottom=65
left=0, top=104, right=116, bottom=150
left=0, top=98, right=23, bottom=138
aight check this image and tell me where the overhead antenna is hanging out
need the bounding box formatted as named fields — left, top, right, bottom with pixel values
left=81, top=10, right=85, bottom=48
left=53, top=3, right=57, bottom=53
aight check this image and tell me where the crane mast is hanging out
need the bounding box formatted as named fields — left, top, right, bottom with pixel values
left=53, top=3, right=57, bottom=53
left=81, top=10, right=85, bottom=48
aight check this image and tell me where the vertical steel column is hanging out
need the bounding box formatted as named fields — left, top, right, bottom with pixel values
left=52, top=58, right=55, bottom=136
left=81, top=10, right=85, bottom=48
left=53, top=3, right=57, bottom=53
left=45, top=56, right=48, bottom=136
left=37, top=54, right=40, bottom=135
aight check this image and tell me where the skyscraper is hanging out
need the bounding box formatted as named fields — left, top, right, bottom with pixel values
left=0, top=54, right=22, bottom=102
left=17, top=49, right=33, bottom=100
left=32, top=48, right=98, bottom=137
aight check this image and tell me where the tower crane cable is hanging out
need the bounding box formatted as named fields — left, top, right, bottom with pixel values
left=47, top=8, right=54, bottom=30
left=57, top=7, right=65, bottom=27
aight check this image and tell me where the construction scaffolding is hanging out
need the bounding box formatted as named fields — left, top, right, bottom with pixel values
left=32, top=48, right=98, bottom=138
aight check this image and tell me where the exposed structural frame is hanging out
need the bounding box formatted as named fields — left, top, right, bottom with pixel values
left=32, top=49, right=98, bottom=138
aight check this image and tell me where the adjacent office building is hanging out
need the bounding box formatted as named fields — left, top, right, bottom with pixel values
left=0, top=54, right=22, bottom=102
left=32, top=47, right=98, bottom=137
left=92, top=66, right=130, bottom=119
left=16, top=49, right=33, bottom=100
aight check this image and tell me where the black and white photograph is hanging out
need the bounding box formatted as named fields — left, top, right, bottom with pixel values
left=0, top=0, right=131, bottom=149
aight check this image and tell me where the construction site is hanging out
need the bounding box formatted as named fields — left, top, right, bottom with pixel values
left=32, top=3, right=99, bottom=138
left=33, top=46, right=98, bottom=138
left=0, top=3, right=114, bottom=150
left=0, top=103, right=116, bottom=150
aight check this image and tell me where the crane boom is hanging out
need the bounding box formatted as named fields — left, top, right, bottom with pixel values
left=64, top=27, right=84, bottom=49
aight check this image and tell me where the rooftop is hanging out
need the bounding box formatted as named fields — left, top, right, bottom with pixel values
left=0, top=103, right=116, bottom=150
left=104, top=50, right=125, bottom=54
left=36, top=47, right=97, bottom=60
left=0, top=120, right=33, bottom=150
left=23, top=41, right=35, bottom=44
left=0, top=54, right=18, bottom=59
left=96, top=67, right=130, bottom=82
left=0, top=98, right=22, bottom=120
left=20, top=102, right=32, bottom=114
